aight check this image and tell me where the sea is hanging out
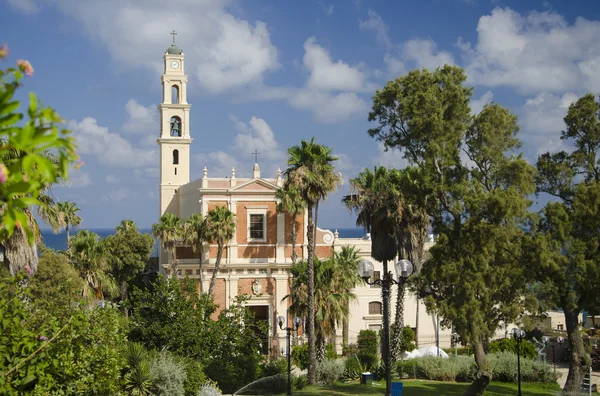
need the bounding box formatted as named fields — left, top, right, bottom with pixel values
left=40, top=227, right=367, bottom=257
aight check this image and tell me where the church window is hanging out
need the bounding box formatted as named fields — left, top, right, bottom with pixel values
left=370, top=271, right=381, bottom=288
left=170, top=116, right=182, bottom=137
left=173, top=149, right=179, bottom=164
left=368, top=302, right=382, bottom=315
left=171, top=85, right=179, bottom=104
left=248, top=212, right=266, bottom=241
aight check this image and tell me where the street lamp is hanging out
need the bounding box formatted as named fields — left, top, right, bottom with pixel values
left=512, top=328, right=526, bottom=396
left=278, top=315, right=301, bottom=396
left=358, top=258, right=414, bottom=396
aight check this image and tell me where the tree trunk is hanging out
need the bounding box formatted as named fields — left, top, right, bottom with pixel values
left=390, top=280, right=406, bottom=363
left=563, top=308, right=588, bottom=394
left=198, top=240, right=204, bottom=294
left=342, top=309, right=349, bottom=354
left=170, top=247, right=178, bottom=277
left=291, top=213, right=298, bottom=264
left=306, top=203, right=317, bottom=385
left=121, top=280, right=128, bottom=318
left=208, top=242, right=223, bottom=297
left=66, top=225, right=70, bottom=250
left=464, top=340, right=492, bottom=396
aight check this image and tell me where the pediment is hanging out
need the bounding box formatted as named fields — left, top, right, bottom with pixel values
left=230, top=179, right=278, bottom=192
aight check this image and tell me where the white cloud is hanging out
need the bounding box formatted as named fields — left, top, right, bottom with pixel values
left=372, top=143, right=409, bottom=169
left=123, top=99, right=156, bottom=134
left=289, top=90, right=368, bottom=124
left=359, top=9, right=392, bottom=48
left=231, top=115, right=285, bottom=163
left=5, top=0, right=39, bottom=13
left=460, top=7, right=600, bottom=94
left=104, top=188, right=129, bottom=202
left=61, top=168, right=92, bottom=188
left=303, top=37, right=366, bottom=92
left=194, top=150, right=239, bottom=177
left=27, top=0, right=279, bottom=93
left=318, top=1, right=334, bottom=16
left=69, top=117, right=157, bottom=168
left=384, top=40, right=454, bottom=77
left=521, top=92, right=578, bottom=135
left=105, top=175, right=119, bottom=184
left=471, top=90, right=494, bottom=115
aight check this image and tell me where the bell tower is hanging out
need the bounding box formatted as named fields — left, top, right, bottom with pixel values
left=158, top=31, right=192, bottom=216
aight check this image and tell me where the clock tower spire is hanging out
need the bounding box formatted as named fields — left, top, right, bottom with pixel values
left=158, top=31, right=192, bottom=216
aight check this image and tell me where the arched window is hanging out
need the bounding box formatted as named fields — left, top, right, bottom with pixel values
left=368, top=301, right=382, bottom=315
left=173, top=149, right=179, bottom=164
left=170, top=116, right=182, bottom=137
left=171, top=85, right=179, bottom=104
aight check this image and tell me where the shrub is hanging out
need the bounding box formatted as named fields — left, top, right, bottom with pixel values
left=293, top=374, right=308, bottom=390
left=316, top=359, right=345, bottom=386
left=292, top=344, right=308, bottom=370
left=150, top=353, right=187, bottom=396
left=343, top=356, right=364, bottom=381
left=488, top=338, right=536, bottom=360
left=342, top=343, right=358, bottom=357
left=179, top=357, right=208, bottom=396
left=197, top=381, right=222, bottom=396
left=592, top=348, right=600, bottom=371
left=357, top=330, right=378, bottom=355
left=325, top=343, right=337, bottom=360
left=259, top=357, right=288, bottom=378
left=488, top=351, right=557, bottom=384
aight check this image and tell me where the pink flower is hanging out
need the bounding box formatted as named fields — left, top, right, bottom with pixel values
left=0, top=44, right=8, bottom=61
left=0, top=164, right=8, bottom=184
left=16, top=59, right=33, bottom=77
left=39, top=335, right=48, bottom=341
left=24, top=265, right=32, bottom=275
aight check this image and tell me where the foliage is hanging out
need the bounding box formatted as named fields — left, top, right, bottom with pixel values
left=123, top=343, right=153, bottom=396
left=275, top=183, right=305, bottom=264
left=0, top=45, right=78, bottom=245
left=316, top=359, right=345, bottom=386
left=259, top=357, right=288, bottom=378
left=234, top=374, right=287, bottom=395
left=203, top=206, right=235, bottom=296
left=56, top=200, right=82, bottom=248
left=150, top=352, right=187, bottom=396
left=367, top=65, right=537, bottom=394
left=392, top=325, right=416, bottom=354
left=152, top=212, right=184, bottom=274
left=182, top=213, right=207, bottom=293
left=325, top=343, right=337, bottom=360
left=591, top=348, right=600, bottom=371
left=197, top=381, right=222, bottom=396
left=396, top=353, right=558, bottom=384
left=356, top=330, right=379, bottom=371
left=488, top=338, right=536, bottom=360
left=293, top=374, right=308, bottom=390
left=179, top=356, right=208, bottom=396
left=69, top=229, right=116, bottom=299
left=343, top=356, right=366, bottom=381
left=293, top=344, right=309, bottom=370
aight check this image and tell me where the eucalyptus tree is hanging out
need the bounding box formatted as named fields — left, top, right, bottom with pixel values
left=284, top=137, right=342, bottom=384
left=529, top=93, right=600, bottom=393
left=367, top=65, right=536, bottom=396
left=152, top=213, right=184, bottom=276
left=204, top=206, right=235, bottom=297
left=275, top=182, right=305, bottom=265
left=56, top=200, right=82, bottom=249
left=183, top=213, right=207, bottom=293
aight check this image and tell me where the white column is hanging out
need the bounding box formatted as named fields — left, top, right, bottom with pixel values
left=276, top=275, right=289, bottom=350
left=229, top=199, right=238, bottom=263
left=276, top=212, right=285, bottom=263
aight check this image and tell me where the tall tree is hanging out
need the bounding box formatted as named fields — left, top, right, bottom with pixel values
left=284, top=137, right=342, bottom=384
left=530, top=93, right=600, bottom=393
left=367, top=66, right=536, bottom=396
left=183, top=213, right=207, bottom=293
left=204, top=206, right=235, bottom=297
left=332, top=245, right=363, bottom=348
left=69, top=229, right=115, bottom=299
left=56, top=200, right=82, bottom=249
left=276, top=183, right=305, bottom=265
left=152, top=213, right=183, bottom=276
left=104, top=220, right=154, bottom=315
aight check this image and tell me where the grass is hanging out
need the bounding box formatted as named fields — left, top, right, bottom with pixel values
left=289, top=380, right=562, bottom=395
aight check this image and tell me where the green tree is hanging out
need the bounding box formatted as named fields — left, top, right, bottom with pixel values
left=182, top=213, right=207, bottom=293
left=152, top=213, right=184, bottom=275
left=331, top=245, right=363, bottom=348
left=276, top=182, right=305, bottom=265
left=204, top=206, right=235, bottom=297
left=367, top=66, right=536, bottom=396
left=104, top=220, right=154, bottom=315
left=56, top=200, right=82, bottom=249
left=284, top=137, right=342, bottom=384
left=69, top=230, right=115, bottom=299
left=529, top=93, right=600, bottom=393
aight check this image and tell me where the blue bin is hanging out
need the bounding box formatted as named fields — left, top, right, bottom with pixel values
left=391, top=381, right=403, bottom=396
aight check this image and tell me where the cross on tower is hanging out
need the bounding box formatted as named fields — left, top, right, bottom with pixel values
left=252, top=149, right=260, bottom=163
left=170, top=30, right=177, bottom=45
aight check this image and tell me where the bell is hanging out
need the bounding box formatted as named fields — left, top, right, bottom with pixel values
left=170, top=119, right=181, bottom=136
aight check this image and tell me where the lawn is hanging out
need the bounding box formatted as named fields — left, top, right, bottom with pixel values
left=290, top=380, right=562, bottom=395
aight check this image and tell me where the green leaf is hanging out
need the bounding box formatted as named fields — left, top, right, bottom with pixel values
left=0, top=112, right=22, bottom=127
left=0, top=101, right=19, bottom=116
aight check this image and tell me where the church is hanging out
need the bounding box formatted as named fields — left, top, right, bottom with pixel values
left=156, top=37, right=453, bottom=355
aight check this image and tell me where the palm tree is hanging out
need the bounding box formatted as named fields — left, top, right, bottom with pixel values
left=183, top=213, right=207, bottom=293
left=69, top=230, right=115, bottom=299
left=57, top=200, right=82, bottom=249
left=284, top=137, right=342, bottom=384
left=276, top=183, right=305, bottom=264
left=152, top=213, right=184, bottom=276
left=116, top=219, right=137, bottom=233
left=332, top=245, right=364, bottom=349
left=204, top=206, right=235, bottom=297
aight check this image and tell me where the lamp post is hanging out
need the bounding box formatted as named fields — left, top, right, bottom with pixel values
left=278, top=315, right=301, bottom=396
left=512, top=328, right=526, bottom=396
left=358, top=258, right=414, bottom=396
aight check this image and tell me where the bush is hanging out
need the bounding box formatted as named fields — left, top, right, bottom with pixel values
left=316, top=359, right=345, bottom=386
left=488, top=338, right=536, bottom=360
left=293, top=374, right=308, bottom=390
left=178, top=357, right=208, bottom=396
left=442, top=347, right=472, bottom=356
left=259, top=357, right=288, bottom=378
left=343, top=356, right=364, bottom=381
left=357, top=330, right=378, bottom=355
left=150, top=353, right=187, bottom=396
left=592, top=348, right=600, bottom=371
left=292, top=344, right=308, bottom=370
left=395, top=353, right=558, bottom=384
left=325, top=343, right=337, bottom=360
left=197, top=381, right=222, bottom=396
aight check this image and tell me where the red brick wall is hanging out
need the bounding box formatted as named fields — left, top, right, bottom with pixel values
left=208, top=245, right=228, bottom=259
left=210, top=278, right=227, bottom=320
left=176, top=246, right=196, bottom=259
left=235, top=201, right=277, bottom=245
left=315, top=245, right=334, bottom=258
left=284, top=213, right=304, bottom=244
left=208, top=201, right=228, bottom=211
left=238, top=245, right=276, bottom=258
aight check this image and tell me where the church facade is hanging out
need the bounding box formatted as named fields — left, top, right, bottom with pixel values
left=156, top=40, right=455, bottom=355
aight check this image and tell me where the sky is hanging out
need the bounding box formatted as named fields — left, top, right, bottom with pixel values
left=1, top=0, right=599, bottom=230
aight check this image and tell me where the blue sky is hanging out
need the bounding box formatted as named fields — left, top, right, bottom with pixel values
left=1, top=0, right=599, bottom=230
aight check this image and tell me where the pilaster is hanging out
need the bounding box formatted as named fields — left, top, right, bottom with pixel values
left=276, top=212, right=285, bottom=263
